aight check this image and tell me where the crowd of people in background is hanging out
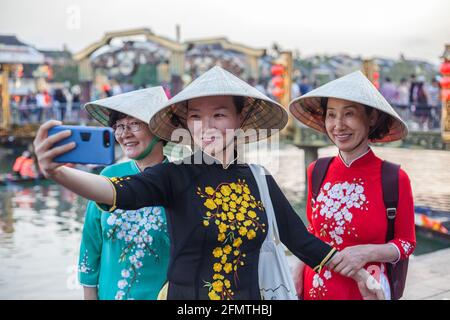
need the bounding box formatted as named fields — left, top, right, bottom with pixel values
left=10, top=78, right=177, bottom=126
left=249, top=74, right=315, bottom=101
left=253, top=72, right=442, bottom=131
left=11, top=85, right=82, bottom=124
left=380, top=75, right=442, bottom=130
left=9, top=70, right=443, bottom=131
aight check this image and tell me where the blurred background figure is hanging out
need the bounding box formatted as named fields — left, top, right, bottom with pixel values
left=380, top=77, right=398, bottom=104
left=12, top=150, right=37, bottom=179
left=299, top=75, right=312, bottom=95
left=412, top=75, right=430, bottom=130
left=53, top=88, right=67, bottom=121
left=428, top=77, right=442, bottom=129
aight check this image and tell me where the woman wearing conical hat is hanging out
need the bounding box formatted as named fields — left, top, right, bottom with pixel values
left=78, top=87, right=171, bottom=300
left=289, top=71, right=416, bottom=300
left=33, top=67, right=381, bottom=300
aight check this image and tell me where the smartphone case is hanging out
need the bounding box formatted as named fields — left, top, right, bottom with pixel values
left=48, top=125, right=115, bottom=165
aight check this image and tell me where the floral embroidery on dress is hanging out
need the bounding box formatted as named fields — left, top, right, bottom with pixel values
left=110, top=176, right=131, bottom=188
left=106, top=206, right=167, bottom=300
left=398, top=239, right=414, bottom=257
left=79, top=249, right=94, bottom=274
left=312, top=179, right=368, bottom=247
left=308, top=269, right=333, bottom=299
left=197, top=180, right=266, bottom=300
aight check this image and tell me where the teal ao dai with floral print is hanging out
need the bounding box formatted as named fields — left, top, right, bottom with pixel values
left=78, top=160, right=170, bottom=300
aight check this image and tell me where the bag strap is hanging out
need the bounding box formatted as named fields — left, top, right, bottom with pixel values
left=249, top=164, right=280, bottom=244
left=382, top=160, right=402, bottom=300
left=381, top=161, right=400, bottom=242
left=311, top=157, right=334, bottom=201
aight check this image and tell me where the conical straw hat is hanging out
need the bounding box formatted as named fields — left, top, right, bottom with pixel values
left=288, top=71, right=408, bottom=143
left=85, top=86, right=168, bottom=126
left=149, top=66, right=288, bottom=143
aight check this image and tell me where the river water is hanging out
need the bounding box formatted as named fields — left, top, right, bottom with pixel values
left=0, top=144, right=449, bottom=299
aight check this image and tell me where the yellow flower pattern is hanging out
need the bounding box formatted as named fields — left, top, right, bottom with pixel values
left=110, top=176, right=131, bottom=188
left=197, top=179, right=265, bottom=300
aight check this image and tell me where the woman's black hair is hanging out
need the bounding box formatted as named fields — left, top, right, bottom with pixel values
left=108, top=110, right=167, bottom=146
left=232, top=96, right=245, bottom=114
left=108, top=110, right=128, bottom=128
left=320, top=97, right=392, bottom=141
left=364, top=106, right=392, bottom=141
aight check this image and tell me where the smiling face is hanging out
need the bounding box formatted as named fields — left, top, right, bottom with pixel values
left=186, top=96, right=244, bottom=157
left=324, top=98, right=378, bottom=153
left=113, top=116, right=155, bottom=159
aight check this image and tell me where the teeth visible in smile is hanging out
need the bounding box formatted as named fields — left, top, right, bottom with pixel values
left=336, top=134, right=351, bottom=138
left=125, top=142, right=138, bottom=146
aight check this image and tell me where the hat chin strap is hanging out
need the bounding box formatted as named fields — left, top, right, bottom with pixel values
left=131, top=136, right=161, bottom=161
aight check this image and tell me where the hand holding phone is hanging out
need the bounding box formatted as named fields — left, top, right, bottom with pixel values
left=48, top=125, right=115, bottom=165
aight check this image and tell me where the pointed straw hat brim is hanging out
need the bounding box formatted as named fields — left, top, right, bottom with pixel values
left=288, top=71, right=408, bottom=143
left=84, top=87, right=168, bottom=126
left=149, top=66, right=288, bottom=143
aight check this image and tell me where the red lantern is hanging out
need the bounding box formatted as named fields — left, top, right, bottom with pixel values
left=373, top=71, right=380, bottom=80
left=442, top=88, right=450, bottom=101
left=16, top=64, right=23, bottom=78
left=272, top=87, right=284, bottom=97
left=271, top=75, right=283, bottom=87
left=440, top=76, right=450, bottom=90
left=440, top=61, right=450, bottom=76
left=271, top=64, right=284, bottom=76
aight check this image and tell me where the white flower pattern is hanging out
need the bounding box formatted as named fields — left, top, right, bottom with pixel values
left=309, top=271, right=332, bottom=299
left=398, top=239, right=414, bottom=257
left=312, top=178, right=368, bottom=248
left=105, top=206, right=167, bottom=300
left=79, top=249, right=94, bottom=274
left=309, top=178, right=368, bottom=299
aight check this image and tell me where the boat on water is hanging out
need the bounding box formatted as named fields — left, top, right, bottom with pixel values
left=415, top=206, right=450, bottom=241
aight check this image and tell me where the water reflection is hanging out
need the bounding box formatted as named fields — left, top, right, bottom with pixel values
left=0, top=183, right=87, bottom=299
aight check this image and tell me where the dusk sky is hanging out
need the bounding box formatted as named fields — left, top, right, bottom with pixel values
left=1, top=0, right=449, bottom=64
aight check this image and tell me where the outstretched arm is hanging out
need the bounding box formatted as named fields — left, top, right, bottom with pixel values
left=34, top=120, right=114, bottom=205
left=265, top=174, right=336, bottom=271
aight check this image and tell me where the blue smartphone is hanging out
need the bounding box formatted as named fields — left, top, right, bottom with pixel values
left=48, top=125, right=115, bottom=165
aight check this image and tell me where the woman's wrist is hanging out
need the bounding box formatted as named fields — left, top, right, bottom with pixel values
left=44, top=167, right=60, bottom=180
left=362, top=244, right=376, bottom=264
left=362, top=243, right=399, bottom=264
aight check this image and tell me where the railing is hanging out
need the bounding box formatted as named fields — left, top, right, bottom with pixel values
left=5, top=102, right=444, bottom=132
left=391, top=103, right=442, bottom=132
left=8, top=102, right=92, bottom=125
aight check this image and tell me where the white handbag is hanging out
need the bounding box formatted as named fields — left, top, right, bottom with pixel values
left=249, top=164, right=298, bottom=300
